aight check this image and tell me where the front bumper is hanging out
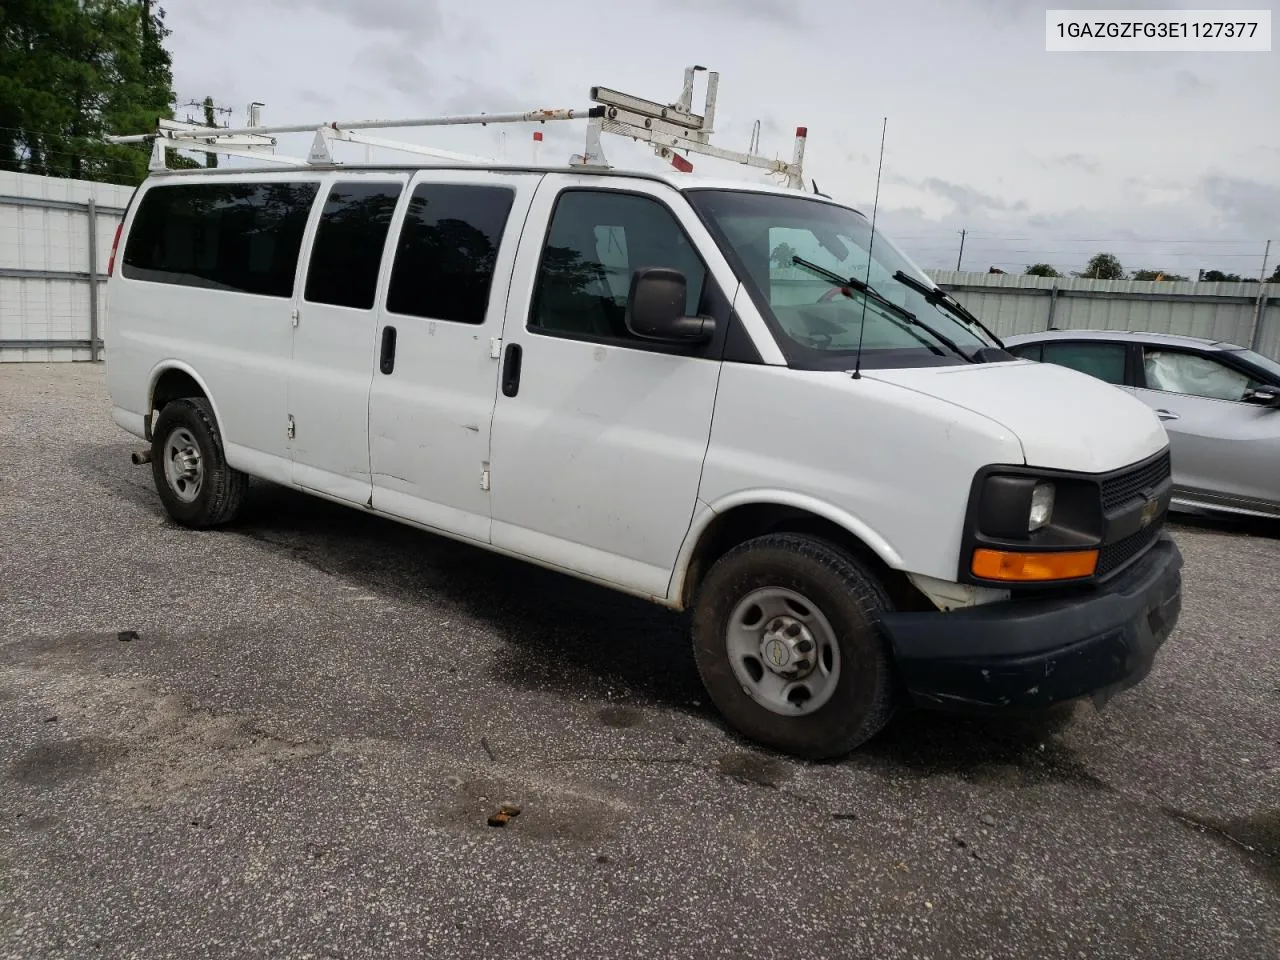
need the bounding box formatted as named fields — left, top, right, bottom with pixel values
left=878, top=534, right=1183, bottom=712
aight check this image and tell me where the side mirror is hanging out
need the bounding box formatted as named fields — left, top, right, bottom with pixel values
left=624, top=267, right=716, bottom=344
left=1244, top=387, right=1280, bottom=408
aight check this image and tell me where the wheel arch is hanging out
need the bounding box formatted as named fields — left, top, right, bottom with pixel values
left=145, top=362, right=220, bottom=441
left=670, top=493, right=933, bottom=614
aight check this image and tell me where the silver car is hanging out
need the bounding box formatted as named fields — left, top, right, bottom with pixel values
left=1002, top=329, right=1280, bottom=519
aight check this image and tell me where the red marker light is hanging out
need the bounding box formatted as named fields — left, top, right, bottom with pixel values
left=107, top=222, right=123, bottom=277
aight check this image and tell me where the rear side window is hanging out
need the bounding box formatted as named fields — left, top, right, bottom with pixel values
left=1041, top=341, right=1128, bottom=386
left=122, top=181, right=319, bottom=297
left=304, top=181, right=403, bottom=310
left=386, top=183, right=515, bottom=324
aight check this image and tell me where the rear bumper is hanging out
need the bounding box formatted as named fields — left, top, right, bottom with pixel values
left=878, top=534, right=1183, bottom=712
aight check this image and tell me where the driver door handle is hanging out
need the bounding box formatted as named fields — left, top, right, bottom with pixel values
left=1155, top=409, right=1179, bottom=421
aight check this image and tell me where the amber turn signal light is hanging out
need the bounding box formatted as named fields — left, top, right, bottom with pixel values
left=971, top=548, right=1098, bottom=581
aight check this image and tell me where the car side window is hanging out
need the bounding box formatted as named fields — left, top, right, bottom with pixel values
left=121, top=181, right=319, bottom=297
left=305, top=181, right=403, bottom=310
left=1142, top=349, right=1257, bottom=401
left=529, top=189, right=707, bottom=343
left=1009, top=344, right=1042, bottom=362
left=386, top=182, right=516, bottom=325
left=1040, top=341, right=1127, bottom=386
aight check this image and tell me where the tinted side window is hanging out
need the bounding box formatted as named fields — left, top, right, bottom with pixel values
left=1010, top=343, right=1042, bottom=362
left=530, top=190, right=707, bottom=342
left=1041, top=341, right=1127, bottom=386
left=122, top=181, right=319, bottom=297
left=305, top=181, right=403, bottom=310
left=386, top=183, right=515, bottom=324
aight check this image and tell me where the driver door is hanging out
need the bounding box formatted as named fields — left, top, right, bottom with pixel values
left=1132, top=345, right=1280, bottom=514
left=487, top=175, right=734, bottom=598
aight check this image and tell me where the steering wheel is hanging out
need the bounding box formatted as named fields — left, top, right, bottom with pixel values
left=817, top=285, right=851, bottom=303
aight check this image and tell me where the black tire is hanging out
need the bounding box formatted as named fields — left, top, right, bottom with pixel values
left=691, top=533, right=899, bottom=760
left=150, top=397, right=248, bottom=528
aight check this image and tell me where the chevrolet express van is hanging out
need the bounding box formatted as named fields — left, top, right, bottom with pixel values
left=103, top=161, right=1183, bottom=759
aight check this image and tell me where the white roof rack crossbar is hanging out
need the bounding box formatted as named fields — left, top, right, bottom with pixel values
left=105, top=67, right=808, bottom=188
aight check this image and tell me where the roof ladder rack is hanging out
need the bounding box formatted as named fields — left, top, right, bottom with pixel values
left=105, top=66, right=808, bottom=189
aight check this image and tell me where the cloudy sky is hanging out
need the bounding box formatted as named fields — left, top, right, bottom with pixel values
left=156, top=0, right=1278, bottom=277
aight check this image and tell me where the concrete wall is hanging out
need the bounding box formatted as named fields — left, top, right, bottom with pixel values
left=0, top=172, right=135, bottom=362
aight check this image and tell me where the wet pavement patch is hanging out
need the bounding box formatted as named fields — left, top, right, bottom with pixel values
left=597, top=705, right=643, bottom=729
left=715, top=753, right=792, bottom=788
left=8, top=737, right=126, bottom=787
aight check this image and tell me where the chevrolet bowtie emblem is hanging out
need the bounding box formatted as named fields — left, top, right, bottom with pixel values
left=1139, top=497, right=1159, bottom=528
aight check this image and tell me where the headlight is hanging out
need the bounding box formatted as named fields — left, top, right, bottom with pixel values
left=1029, top=482, right=1055, bottom=532
left=964, top=469, right=1106, bottom=586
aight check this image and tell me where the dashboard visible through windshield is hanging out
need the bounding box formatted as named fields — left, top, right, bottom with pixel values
left=686, top=188, right=999, bottom=370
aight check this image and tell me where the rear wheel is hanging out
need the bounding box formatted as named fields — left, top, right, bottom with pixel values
left=691, top=533, right=899, bottom=759
left=150, top=397, right=248, bottom=528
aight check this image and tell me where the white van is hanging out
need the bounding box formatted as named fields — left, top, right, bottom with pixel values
left=102, top=128, right=1183, bottom=758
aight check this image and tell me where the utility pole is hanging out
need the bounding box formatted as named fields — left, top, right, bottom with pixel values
left=201, top=97, right=218, bottom=168
left=181, top=97, right=232, bottom=168
left=1249, top=239, right=1272, bottom=351
left=956, top=228, right=966, bottom=272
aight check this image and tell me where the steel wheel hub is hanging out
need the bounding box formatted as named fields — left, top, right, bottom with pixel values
left=163, top=427, right=204, bottom=503
left=760, top=616, right=817, bottom=679
left=725, top=587, right=841, bottom=717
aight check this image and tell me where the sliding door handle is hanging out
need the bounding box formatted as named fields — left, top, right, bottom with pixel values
left=501, top=343, right=523, bottom=397
left=379, top=325, right=397, bottom=375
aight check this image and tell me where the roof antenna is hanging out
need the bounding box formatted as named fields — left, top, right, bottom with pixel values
left=852, top=117, right=887, bottom=381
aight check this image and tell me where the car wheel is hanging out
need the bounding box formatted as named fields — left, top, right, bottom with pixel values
left=150, top=397, right=248, bottom=528
left=691, top=533, right=899, bottom=760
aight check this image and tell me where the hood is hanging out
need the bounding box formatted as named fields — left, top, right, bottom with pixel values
left=865, top=359, right=1169, bottom=473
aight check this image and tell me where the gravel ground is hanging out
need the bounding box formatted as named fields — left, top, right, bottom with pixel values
left=1, top=362, right=1277, bottom=960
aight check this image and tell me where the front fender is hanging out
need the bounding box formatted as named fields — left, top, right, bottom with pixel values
left=666, top=490, right=905, bottom=607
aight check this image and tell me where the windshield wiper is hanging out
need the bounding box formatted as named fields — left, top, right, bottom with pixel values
left=792, top=256, right=974, bottom=362
left=891, top=270, right=1008, bottom=353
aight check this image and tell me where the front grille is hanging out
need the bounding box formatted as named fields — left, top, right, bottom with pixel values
left=1097, top=518, right=1162, bottom=577
left=1100, top=450, right=1171, bottom=512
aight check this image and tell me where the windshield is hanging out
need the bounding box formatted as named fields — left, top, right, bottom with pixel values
left=686, top=189, right=998, bottom=370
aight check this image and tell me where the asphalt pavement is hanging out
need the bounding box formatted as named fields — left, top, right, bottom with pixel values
left=1, top=362, right=1277, bottom=960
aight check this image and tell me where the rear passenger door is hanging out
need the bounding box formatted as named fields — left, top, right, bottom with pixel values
left=487, top=175, right=733, bottom=598
left=1037, top=339, right=1134, bottom=392
left=290, top=175, right=407, bottom=505
left=367, top=171, right=538, bottom=543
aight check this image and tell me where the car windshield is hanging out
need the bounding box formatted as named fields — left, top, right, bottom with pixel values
left=686, top=189, right=998, bottom=370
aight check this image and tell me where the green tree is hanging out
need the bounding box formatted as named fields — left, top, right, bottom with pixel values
left=1024, top=263, right=1062, bottom=277
left=1201, top=269, right=1244, bottom=282
left=1077, top=252, right=1124, bottom=280
left=0, top=0, right=177, bottom=184
left=770, top=242, right=798, bottom=268
left=1131, top=269, right=1189, bottom=281
left=1269, top=264, right=1280, bottom=283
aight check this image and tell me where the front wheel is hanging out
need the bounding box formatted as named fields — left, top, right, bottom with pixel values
left=691, top=533, right=899, bottom=760
left=150, top=397, right=248, bottom=528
